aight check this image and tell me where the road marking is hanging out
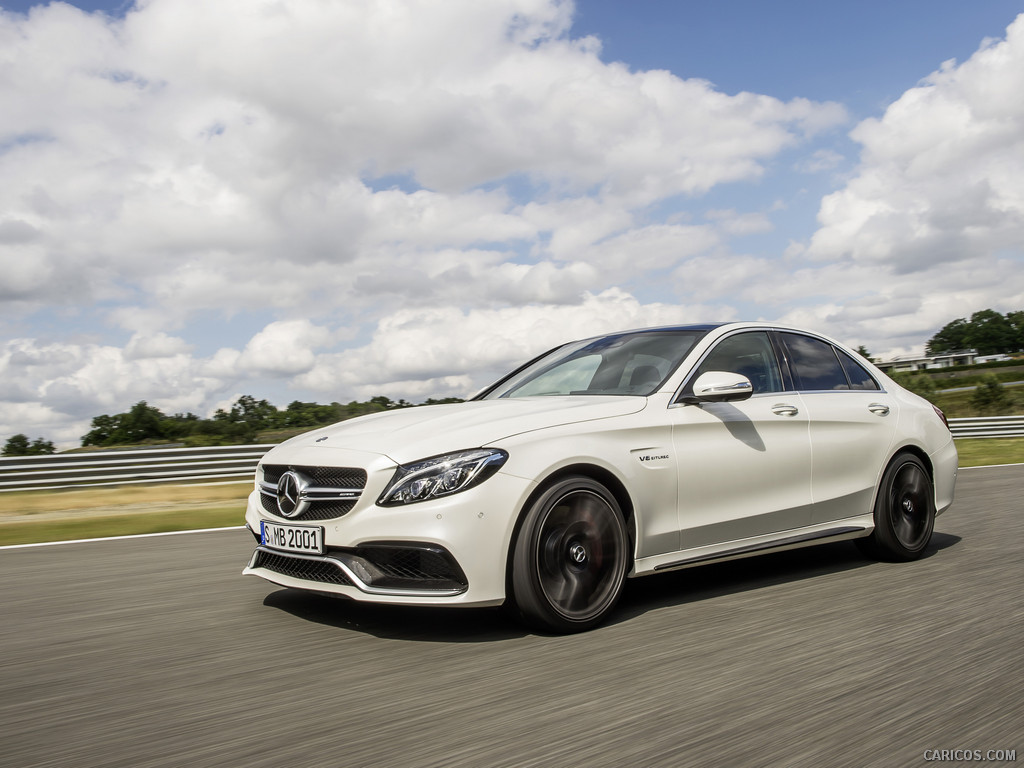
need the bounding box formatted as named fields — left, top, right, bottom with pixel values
left=0, top=526, right=247, bottom=551
left=960, top=462, right=1024, bottom=470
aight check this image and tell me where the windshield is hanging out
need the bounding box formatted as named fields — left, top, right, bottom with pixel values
left=478, top=331, right=707, bottom=399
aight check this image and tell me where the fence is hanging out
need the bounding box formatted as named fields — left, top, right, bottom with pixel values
left=947, top=415, right=1024, bottom=440
left=0, top=444, right=274, bottom=493
left=0, top=416, right=1022, bottom=493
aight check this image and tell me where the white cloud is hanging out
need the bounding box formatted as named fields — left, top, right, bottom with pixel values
left=0, top=0, right=844, bottom=332
left=124, top=332, right=192, bottom=360
left=295, top=288, right=730, bottom=399
left=808, top=14, right=1024, bottom=273
left=237, top=319, right=333, bottom=376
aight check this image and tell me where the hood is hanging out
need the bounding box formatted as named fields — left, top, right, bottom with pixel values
left=276, top=396, right=647, bottom=465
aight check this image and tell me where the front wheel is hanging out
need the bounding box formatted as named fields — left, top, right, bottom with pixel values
left=858, top=454, right=935, bottom=562
left=511, top=477, right=629, bottom=633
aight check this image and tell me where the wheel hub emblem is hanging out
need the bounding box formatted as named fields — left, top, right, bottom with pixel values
left=569, top=543, right=587, bottom=564
left=902, top=499, right=915, bottom=514
left=277, top=470, right=311, bottom=518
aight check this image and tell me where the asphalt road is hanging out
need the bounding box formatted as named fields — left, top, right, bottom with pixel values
left=1, top=466, right=1021, bottom=768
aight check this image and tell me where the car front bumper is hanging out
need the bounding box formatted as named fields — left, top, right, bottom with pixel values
left=242, top=469, right=535, bottom=607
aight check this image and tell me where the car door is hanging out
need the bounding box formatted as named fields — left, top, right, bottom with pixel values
left=775, top=332, right=899, bottom=524
left=669, top=330, right=814, bottom=549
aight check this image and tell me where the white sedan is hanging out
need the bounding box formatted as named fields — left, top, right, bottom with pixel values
left=243, top=322, right=957, bottom=632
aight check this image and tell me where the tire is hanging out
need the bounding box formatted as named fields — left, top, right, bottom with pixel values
left=858, top=454, right=935, bottom=562
left=511, top=476, right=629, bottom=633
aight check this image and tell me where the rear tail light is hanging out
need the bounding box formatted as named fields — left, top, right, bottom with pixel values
left=932, top=404, right=950, bottom=430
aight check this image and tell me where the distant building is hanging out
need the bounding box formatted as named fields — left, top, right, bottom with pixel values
left=875, top=350, right=977, bottom=374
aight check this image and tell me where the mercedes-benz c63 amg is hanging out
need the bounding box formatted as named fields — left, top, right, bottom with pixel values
left=243, top=323, right=957, bottom=632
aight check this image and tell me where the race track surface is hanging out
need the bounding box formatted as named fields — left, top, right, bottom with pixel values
left=1, top=466, right=1021, bottom=768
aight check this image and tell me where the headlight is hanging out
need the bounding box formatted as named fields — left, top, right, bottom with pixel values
left=378, top=448, right=509, bottom=506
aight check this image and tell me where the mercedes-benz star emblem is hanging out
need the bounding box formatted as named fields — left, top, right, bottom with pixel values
left=276, top=470, right=311, bottom=518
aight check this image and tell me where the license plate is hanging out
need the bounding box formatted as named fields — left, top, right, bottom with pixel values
left=261, top=521, right=324, bottom=555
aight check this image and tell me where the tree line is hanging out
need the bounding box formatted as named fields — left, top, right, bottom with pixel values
left=1, top=394, right=463, bottom=456
left=926, top=309, right=1024, bottom=356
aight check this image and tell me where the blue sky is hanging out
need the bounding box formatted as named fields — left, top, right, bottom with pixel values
left=1, top=0, right=1023, bottom=445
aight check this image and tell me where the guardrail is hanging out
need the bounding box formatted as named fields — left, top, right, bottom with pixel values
left=0, top=417, right=1021, bottom=493
left=0, top=444, right=274, bottom=493
left=948, top=415, right=1024, bottom=440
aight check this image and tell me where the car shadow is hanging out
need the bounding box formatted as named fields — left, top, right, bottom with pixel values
left=261, top=533, right=961, bottom=641
left=610, top=532, right=961, bottom=627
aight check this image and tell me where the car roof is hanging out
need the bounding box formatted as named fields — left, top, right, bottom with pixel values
left=573, top=323, right=729, bottom=342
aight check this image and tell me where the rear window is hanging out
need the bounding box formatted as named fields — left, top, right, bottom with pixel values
left=838, top=350, right=881, bottom=391
left=780, top=333, right=849, bottom=391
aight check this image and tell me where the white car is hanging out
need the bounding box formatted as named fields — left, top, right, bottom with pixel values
left=243, top=323, right=957, bottom=632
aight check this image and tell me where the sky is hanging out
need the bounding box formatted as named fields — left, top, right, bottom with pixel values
left=1, top=0, right=1023, bottom=447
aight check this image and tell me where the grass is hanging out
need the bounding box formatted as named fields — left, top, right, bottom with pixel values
left=0, top=482, right=251, bottom=547
left=1, top=440, right=1021, bottom=546
left=955, top=437, right=1024, bottom=468
left=0, top=506, right=246, bottom=547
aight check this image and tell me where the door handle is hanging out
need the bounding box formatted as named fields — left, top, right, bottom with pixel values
left=772, top=403, right=799, bottom=417
left=868, top=403, right=890, bottom=416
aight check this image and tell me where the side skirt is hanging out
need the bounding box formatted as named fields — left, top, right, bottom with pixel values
left=633, top=523, right=871, bottom=576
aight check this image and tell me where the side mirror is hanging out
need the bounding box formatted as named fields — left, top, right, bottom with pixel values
left=686, top=371, right=753, bottom=403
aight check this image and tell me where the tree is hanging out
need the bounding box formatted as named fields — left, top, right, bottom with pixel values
left=282, top=401, right=341, bottom=427
left=925, top=317, right=970, bottom=356
left=82, top=414, right=121, bottom=447
left=160, top=412, right=200, bottom=440
left=81, top=402, right=167, bottom=446
left=3, top=434, right=56, bottom=456
left=119, top=401, right=167, bottom=443
left=966, top=309, right=1015, bottom=356
left=3, top=434, right=30, bottom=456
left=1007, top=310, right=1024, bottom=351
left=230, top=395, right=279, bottom=430
left=855, top=346, right=872, bottom=361
left=926, top=309, right=1022, bottom=357
left=29, top=437, right=55, bottom=454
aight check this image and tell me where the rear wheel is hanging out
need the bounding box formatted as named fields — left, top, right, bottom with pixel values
left=858, top=454, right=935, bottom=562
left=511, top=477, right=629, bottom=633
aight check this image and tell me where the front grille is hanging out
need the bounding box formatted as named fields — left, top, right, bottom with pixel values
left=262, top=465, right=367, bottom=488
left=252, top=550, right=352, bottom=586
left=259, top=492, right=355, bottom=521
left=259, top=464, right=367, bottom=521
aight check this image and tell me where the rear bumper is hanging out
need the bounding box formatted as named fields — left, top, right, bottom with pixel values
left=930, top=437, right=958, bottom=517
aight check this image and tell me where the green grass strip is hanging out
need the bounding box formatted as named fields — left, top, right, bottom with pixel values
left=955, top=437, right=1024, bottom=467
left=0, top=506, right=245, bottom=547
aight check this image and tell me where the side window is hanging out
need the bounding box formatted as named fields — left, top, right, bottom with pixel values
left=838, top=349, right=881, bottom=391
left=780, top=333, right=849, bottom=391
left=690, top=331, right=783, bottom=394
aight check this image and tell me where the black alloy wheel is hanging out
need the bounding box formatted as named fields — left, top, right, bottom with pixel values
left=511, top=476, right=629, bottom=633
left=858, top=454, right=935, bottom=562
